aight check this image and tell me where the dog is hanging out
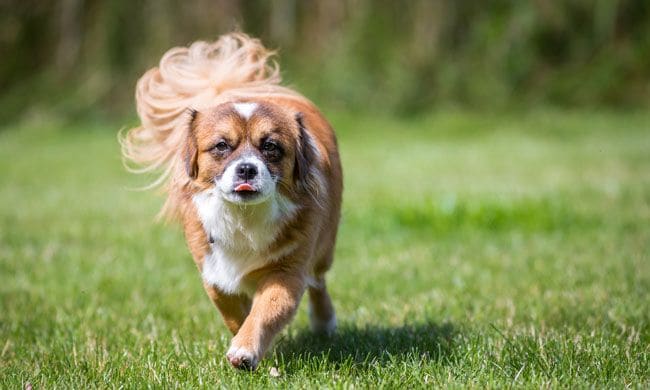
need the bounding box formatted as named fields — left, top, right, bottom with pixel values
left=121, top=33, right=342, bottom=370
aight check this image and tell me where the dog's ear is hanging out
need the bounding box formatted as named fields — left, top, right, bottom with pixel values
left=294, top=112, right=320, bottom=195
left=183, top=108, right=199, bottom=179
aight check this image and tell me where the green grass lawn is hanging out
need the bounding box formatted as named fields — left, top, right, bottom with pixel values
left=1, top=109, right=648, bottom=387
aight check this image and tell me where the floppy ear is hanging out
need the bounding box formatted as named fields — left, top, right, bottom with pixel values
left=294, top=112, right=319, bottom=195
left=183, top=108, right=199, bottom=179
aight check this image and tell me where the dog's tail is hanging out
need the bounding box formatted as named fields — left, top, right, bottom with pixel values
left=120, top=33, right=298, bottom=220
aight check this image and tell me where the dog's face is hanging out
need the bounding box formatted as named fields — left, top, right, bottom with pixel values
left=184, top=101, right=315, bottom=205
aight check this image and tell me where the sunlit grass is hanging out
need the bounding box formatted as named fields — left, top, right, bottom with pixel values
left=1, top=109, right=648, bottom=387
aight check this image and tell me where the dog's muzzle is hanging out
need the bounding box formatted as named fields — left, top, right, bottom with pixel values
left=218, top=156, right=274, bottom=204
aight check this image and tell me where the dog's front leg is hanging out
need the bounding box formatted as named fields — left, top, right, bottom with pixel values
left=203, top=282, right=251, bottom=335
left=226, top=271, right=305, bottom=370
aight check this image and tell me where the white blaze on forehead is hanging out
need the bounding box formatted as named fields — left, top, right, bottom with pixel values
left=233, top=102, right=258, bottom=120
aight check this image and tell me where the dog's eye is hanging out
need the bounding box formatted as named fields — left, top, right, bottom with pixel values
left=262, top=140, right=277, bottom=152
left=212, top=141, right=229, bottom=152
left=261, top=140, right=283, bottom=161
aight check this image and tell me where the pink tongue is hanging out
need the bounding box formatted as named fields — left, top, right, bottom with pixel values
left=234, top=183, right=255, bottom=192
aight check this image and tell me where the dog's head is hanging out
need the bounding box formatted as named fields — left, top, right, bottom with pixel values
left=183, top=101, right=320, bottom=205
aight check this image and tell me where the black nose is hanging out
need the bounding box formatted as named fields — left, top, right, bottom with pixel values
left=236, top=163, right=258, bottom=181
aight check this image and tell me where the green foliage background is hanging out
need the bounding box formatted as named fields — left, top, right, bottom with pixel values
left=1, top=0, right=649, bottom=123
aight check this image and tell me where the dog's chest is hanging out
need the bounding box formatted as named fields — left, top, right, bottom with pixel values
left=192, top=190, right=294, bottom=294
left=202, top=246, right=268, bottom=295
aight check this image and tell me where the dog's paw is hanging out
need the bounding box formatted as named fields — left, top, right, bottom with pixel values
left=310, top=312, right=337, bottom=336
left=226, top=344, right=259, bottom=371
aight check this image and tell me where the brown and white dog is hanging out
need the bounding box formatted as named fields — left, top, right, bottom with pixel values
left=121, top=33, right=342, bottom=370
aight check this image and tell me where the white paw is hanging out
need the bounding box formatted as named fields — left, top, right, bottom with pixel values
left=226, top=344, right=259, bottom=371
left=309, top=312, right=337, bottom=335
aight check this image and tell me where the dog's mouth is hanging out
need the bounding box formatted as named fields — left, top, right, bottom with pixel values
left=232, top=182, right=260, bottom=198
left=222, top=177, right=272, bottom=205
left=234, top=182, right=256, bottom=192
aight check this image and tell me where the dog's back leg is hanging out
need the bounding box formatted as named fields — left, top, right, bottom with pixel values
left=308, top=251, right=337, bottom=335
left=308, top=278, right=336, bottom=335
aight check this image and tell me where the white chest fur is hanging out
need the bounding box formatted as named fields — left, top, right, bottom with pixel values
left=192, top=189, right=297, bottom=295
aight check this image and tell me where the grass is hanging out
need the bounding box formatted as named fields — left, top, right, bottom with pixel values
left=1, top=109, right=648, bottom=387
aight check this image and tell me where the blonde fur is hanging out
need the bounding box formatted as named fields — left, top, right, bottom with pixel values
left=120, top=33, right=301, bottom=220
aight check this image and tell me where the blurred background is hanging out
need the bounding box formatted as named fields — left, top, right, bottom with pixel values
left=1, top=0, right=649, bottom=124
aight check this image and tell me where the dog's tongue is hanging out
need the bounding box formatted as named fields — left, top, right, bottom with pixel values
left=234, top=183, right=255, bottom=192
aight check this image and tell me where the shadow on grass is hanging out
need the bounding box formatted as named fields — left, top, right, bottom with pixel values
left=273, top=321, right=457, bottom=370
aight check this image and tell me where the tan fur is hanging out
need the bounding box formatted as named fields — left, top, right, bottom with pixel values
left=121, top=33, right=342, bottom=370
left=120, top=33, right=303, bottom=220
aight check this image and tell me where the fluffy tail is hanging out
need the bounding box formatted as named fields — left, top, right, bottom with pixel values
left=120, top=33, right=298, bottom=220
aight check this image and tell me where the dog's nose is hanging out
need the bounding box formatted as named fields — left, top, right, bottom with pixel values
left=236, top=163, right=258, bottom=181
